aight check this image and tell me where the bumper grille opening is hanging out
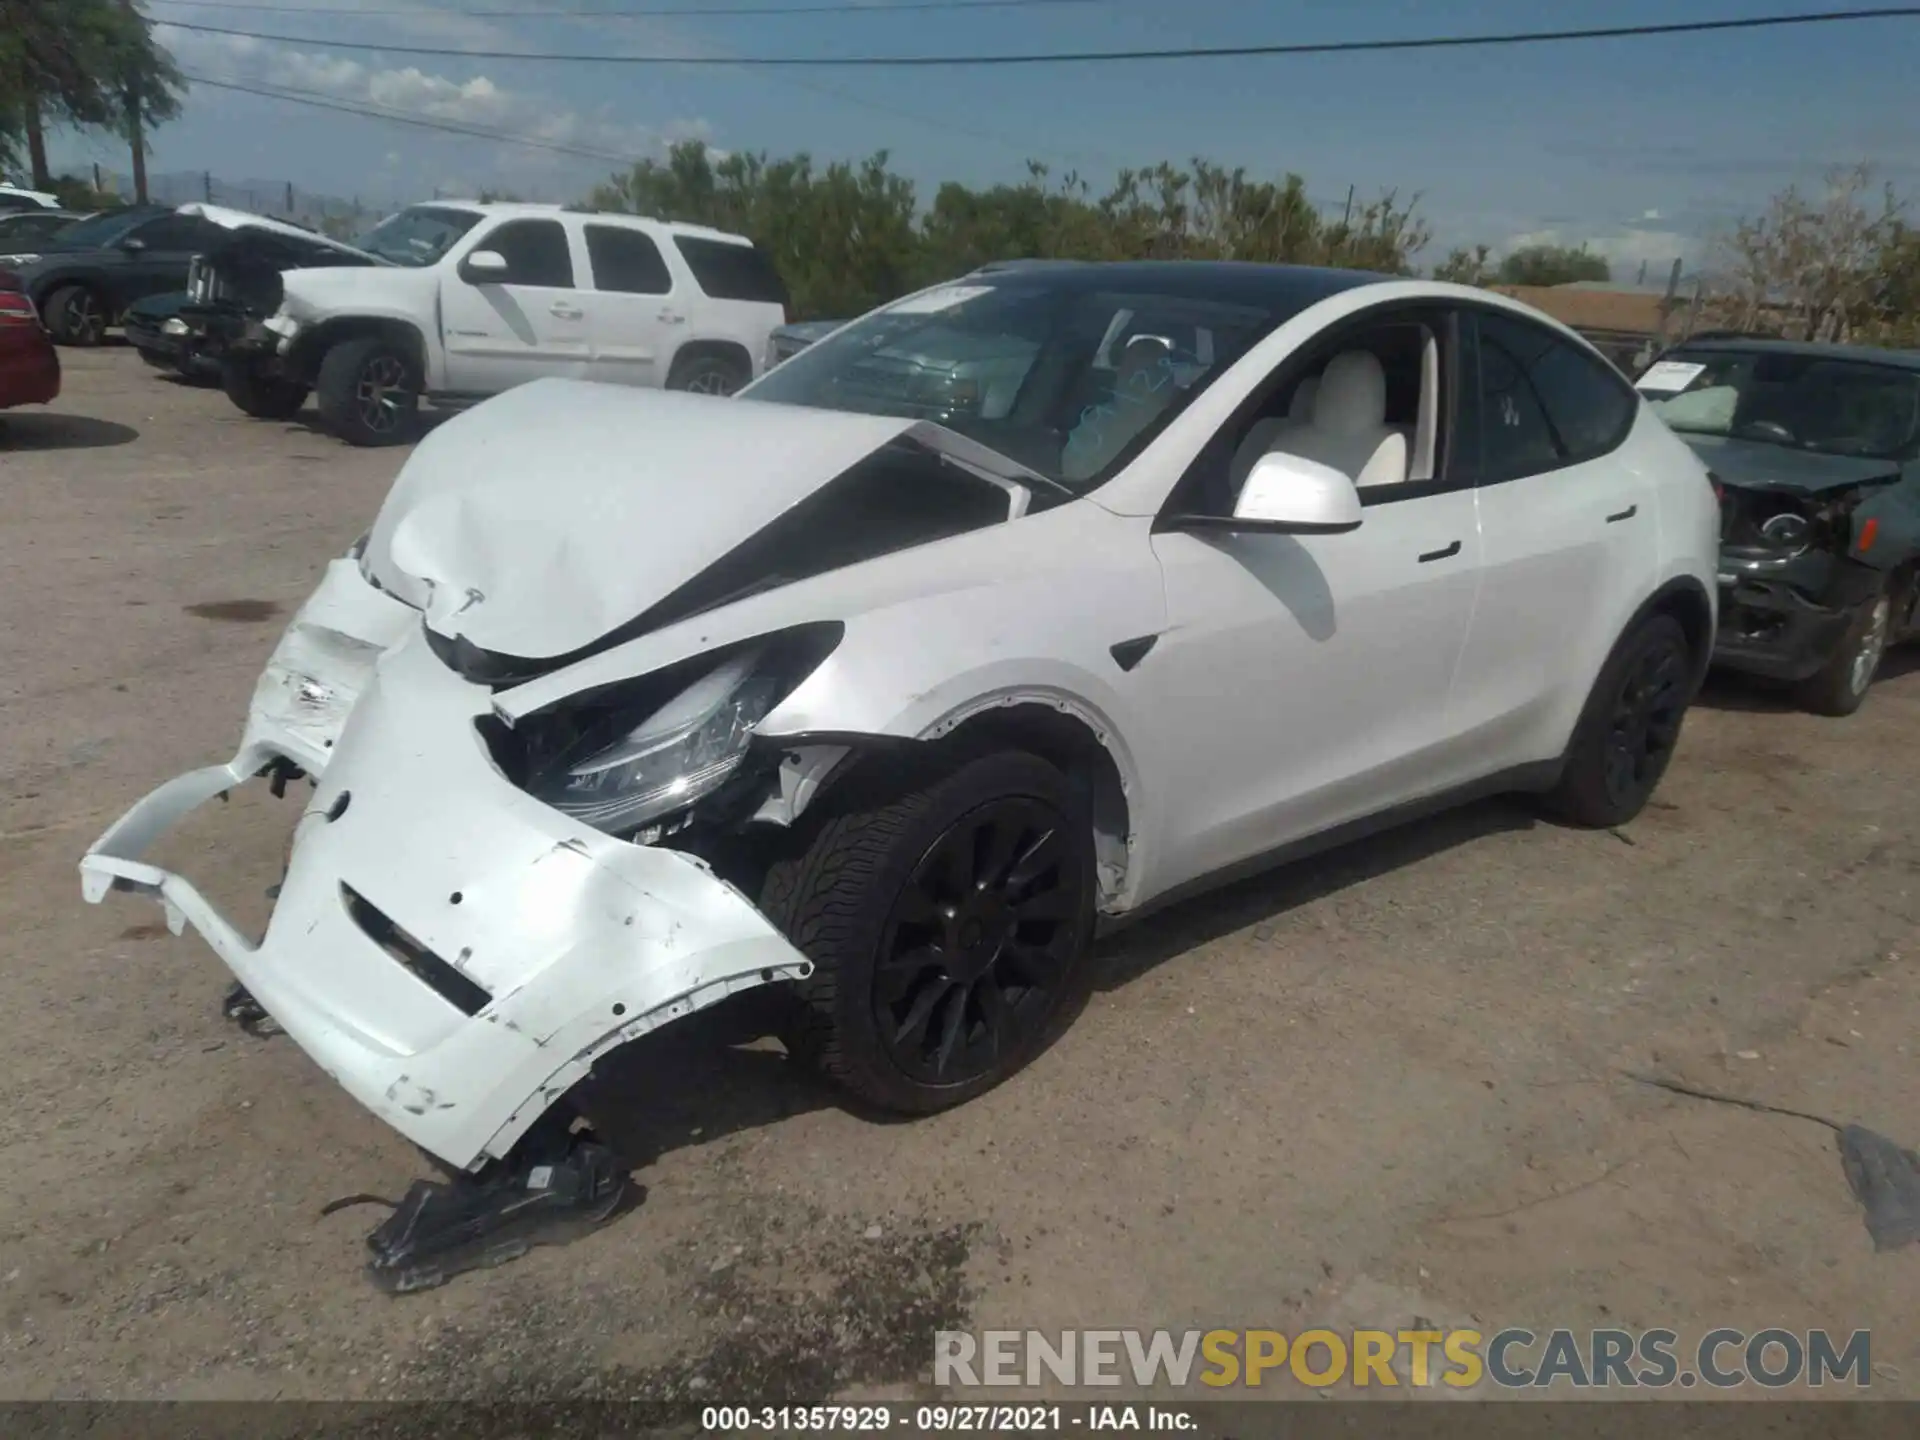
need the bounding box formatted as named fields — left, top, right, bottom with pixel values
left=341, top=883, right=491, bottom=1016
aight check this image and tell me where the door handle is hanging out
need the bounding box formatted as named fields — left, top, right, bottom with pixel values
left=1606, top=505, right=1638, bottom=524
left=658, top=309, right=686, bottom=325
left=549, top=303, right=584, bottom=320
left=1418, top=540, right=1462, bottom=563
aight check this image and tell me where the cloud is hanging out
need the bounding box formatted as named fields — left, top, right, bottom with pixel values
left=156, top=25, right=709, bottom=167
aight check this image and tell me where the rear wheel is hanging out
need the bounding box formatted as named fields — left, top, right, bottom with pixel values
left=666, top=350, right=750, bottom=396
left=1795, top=586, right=1892, bottom=717
left=1544, top=612, right=1692, bottom=828
left=316, top=337, right=420, bottom=447
left=221, top=359, right=310, bottom=419
left=44, top=284, right=108, bottom=346
left=761, top=750, right=1097, bottom=1114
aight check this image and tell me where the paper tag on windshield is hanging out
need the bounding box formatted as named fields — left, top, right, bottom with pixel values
left=1636, top=360, right=1706, bottom=393
left=887, top=284, right=993, bottom=315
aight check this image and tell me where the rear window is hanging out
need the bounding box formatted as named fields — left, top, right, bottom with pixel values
left=673, top=236, right=789, bottom=306
left=585, top=224, right=672, bottom=295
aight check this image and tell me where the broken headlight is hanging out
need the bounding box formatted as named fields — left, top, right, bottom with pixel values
left=492, top=623, right=842, bottom=840
left=537, top=648, right=778, bottom=834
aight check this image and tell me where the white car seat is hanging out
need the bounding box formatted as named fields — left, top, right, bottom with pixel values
left=1228, top=351, right=1410, bottom=496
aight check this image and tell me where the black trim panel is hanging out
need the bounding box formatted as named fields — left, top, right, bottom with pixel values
left=1109, top=635, right=1159, bottom=671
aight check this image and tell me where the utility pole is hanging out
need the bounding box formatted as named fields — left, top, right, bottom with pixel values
left=121, top=0, right=149, bottom=202
left=204, top=170, right=213, bottom=203
left=286, top=181, right=295, bottom=216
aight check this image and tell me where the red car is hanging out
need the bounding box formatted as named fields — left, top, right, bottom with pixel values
left=0, top=268, right=61, bottom=410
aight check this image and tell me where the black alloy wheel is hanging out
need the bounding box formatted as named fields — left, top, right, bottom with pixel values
left=1600, top=626, right=1689, bottom=812
left=874, top=797, right=1086, bottom=1086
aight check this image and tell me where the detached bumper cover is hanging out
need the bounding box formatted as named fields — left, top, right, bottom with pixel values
left=79, top=591, right=812, bottom=1172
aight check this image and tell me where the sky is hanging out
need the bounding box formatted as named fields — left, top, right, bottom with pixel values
left=39, top=0, right=1920, bottom=275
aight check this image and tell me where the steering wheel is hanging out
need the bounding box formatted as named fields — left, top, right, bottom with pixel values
left=1738, top=419, right=1796, bottom=444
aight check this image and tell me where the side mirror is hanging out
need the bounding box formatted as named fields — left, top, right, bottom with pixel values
left=460, top=249, right=508, bottom=281
left=1210, top=451, right=1363, bottom=534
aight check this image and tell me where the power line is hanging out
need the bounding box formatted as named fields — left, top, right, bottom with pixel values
left=180, top=71, right=645, bottom=161
left=153, top=6, right=1920, bottom=66
left=150, top=0, right=1108, bottom=14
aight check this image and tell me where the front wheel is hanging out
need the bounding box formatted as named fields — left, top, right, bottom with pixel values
left=44, top=284, right=108, bottom=346
left=316, top=337, right=420, bottom=447
left=222, top=359, right=310, bottom=419
left=1544, top=612, right=1692, bottom=828
left=761, top=750, right=1097, bottom=1114
left=1795, top=587, right=1892, bottom=717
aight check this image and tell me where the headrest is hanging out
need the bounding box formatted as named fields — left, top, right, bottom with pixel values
left=1287, top=375, right=1319, bottom=422
left=1314, top=350, right=1387, bottom=436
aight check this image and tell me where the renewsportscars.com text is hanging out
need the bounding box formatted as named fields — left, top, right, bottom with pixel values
left=934, top=1328, right=1872, bottom=1390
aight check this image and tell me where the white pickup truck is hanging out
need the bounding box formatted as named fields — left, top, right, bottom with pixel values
left=195, top=201, right=789, bottom=446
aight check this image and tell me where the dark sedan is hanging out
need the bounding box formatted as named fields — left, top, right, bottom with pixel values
left=124, top=290, right=219, bottom=381
left=1638, top=336, right=1920, bottom=715
left=6, top=206, right=236, bottom=346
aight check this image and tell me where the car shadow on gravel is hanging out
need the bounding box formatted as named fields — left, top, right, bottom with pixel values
left=1094, top=796, right=1540, bottom=990
left=286, top=410, right=453, bottom=447
left=1693, top=669, right=1801, bottom=714
left=0, top=411, right=139, bottom=450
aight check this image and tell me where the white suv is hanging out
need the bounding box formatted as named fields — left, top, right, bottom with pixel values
left=208, top=201, right=788, bottom=445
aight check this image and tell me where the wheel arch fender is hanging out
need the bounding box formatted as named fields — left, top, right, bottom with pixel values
left=764, top=660, right=1153, bottom=913
left=291, top=314, right=431, bottom=387
left=667, top=337, right=755, bottom=385
left=29, top=266, right=109, bottom=313
left=1624, top=574, right=1715, bottom=697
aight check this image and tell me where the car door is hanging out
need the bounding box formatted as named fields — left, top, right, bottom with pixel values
left=113, top=214, right=224, bottom=308
left=1143, top=307, right=1485, bottom=894
left=578, top=221, right=680, bottom=387
left=438, top=216, right=591, bottom=392
left=1447, top=309, right=1659, bottom=769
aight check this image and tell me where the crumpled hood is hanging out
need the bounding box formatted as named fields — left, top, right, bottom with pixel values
left=365, top=378, right=1004, bottom=661
left=1678, top=433, right=1902, bottom=493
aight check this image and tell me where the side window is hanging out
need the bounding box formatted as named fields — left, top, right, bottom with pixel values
left=1476, top=312, right=1637, bottom=479
left=672, top=236, right=790, bottom=306
left=1167, top=310, right=1444, bottom=516
left=474, top=219, right=574, bottom=288
left=584, top=224, right=672, bottom=295
left=1473, top=316, right=1564, bottom=481
left=134, top=216, right=224, bottom=251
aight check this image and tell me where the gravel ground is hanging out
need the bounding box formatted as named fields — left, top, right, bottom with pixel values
left=1, top=348, right=1915, bottom=1405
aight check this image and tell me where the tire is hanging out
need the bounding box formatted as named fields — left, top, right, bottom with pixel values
left=221, top=359, right=310, bottom=420
left=666, top=349, right=750, bottom=396
left=316, top=337, right=421, bottom=447
left=44, top=284, right=108, bottom=346
left=1794, top=584, right=1892, bottom=717
left=1544, top=612, right=1692, bottom=828
left=761, top=749, right=1097, bottom=1115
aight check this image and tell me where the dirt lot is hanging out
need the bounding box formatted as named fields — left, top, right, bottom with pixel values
left=1, top=348, right=1916, bottom=1405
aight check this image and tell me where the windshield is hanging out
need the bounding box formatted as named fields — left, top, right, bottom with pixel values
left=44, top=208, right=159, bottom=250
left=1641, top=348, right=1920, bottom=460
left=352, top=205, right=481, bottom=267
left=742, top=276, right=1281, bottom=489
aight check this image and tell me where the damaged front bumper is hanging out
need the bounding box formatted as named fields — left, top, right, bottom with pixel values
left=80, top=572, right=813, bottom=1172
left=1712, top=549, right=1880, bottom=683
